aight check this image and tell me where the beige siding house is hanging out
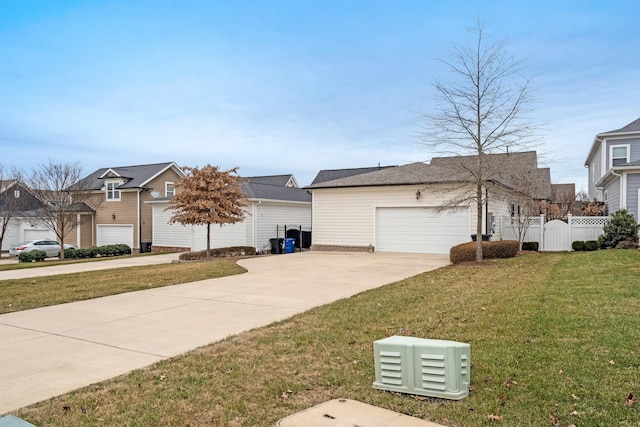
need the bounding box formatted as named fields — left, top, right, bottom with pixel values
left=72, top=162, right=186, bottom=252
left=306, top=152, right=551, bottom=254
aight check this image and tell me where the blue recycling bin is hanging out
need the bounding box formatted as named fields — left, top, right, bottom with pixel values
left=283, top=238, right=295, bottom=254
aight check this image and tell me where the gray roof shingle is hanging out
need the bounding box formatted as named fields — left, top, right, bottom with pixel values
left=246, top=175, right=297, bottom=187
left=310, top=166, right=396, bottom=186
left=600, top=117, right=640, bottom=135
left=242, top=182, right=311, bottom=203
left=305, top=151, right=551, bottom=199
left=73, top=162, right=183, bottom=190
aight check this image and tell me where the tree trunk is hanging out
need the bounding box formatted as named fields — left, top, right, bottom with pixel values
left=476, top=181, right=483, bottom=262
left=206, top=223, right=211, bottom=258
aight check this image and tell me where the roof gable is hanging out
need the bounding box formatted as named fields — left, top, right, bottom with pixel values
left=600, top=117, right=640, bottom=136
left=246, top=175, right=299, bottom=188
left=74, top=162, right=185, bottom=190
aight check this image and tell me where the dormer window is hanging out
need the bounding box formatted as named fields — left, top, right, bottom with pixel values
left=165, top=182, right=175, bottom=197
left=610, top=144, right=630, bottom=168
left=106, top=181, right=121, bottom=201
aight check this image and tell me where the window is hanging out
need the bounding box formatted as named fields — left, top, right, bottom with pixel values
left=610, top=144, right=630, bottom=167
left=165, top=182, right=175, bottom=197
left=106, top=181, right=121, bottom=201
left=14, top=189, right=20, bottom=198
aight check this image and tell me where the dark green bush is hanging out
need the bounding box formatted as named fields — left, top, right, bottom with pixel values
left=18, top=250, right=47, bottom=263
left=572, top=241, right=585, bottom=251
left=584, top=240, right=599, bottom=251
left=179, top=246, right=256, bottom=260
left=522, top=242, right=539, bottom=251
left=450, top=240, right=519, bottom=264
left=599, top=209, right=639, bottom=248
left=64, top=245, right=131, bottom=259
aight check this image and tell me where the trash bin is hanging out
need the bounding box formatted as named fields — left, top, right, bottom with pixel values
left=269, top=238, right=282, bottom=254
left=141, top=242, right=152, bottom=253
left=470, top=234, right=491, bottom=242
left=283, top=238, right=295, bottom=254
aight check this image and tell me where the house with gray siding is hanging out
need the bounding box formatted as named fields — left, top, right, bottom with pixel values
left=585, top=117, right=640, bottom=218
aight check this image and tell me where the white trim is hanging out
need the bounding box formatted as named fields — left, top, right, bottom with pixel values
left=165, top=181, right=175, bottom=197
left=610, top=143, right=631, bottom=168
left=139, top=163, right=186, bottom=187
left=99, top=168, right=122, bottom=179
left=621, top=171, right=627, bottom=209
left=105, top=181, right=121, bottom=201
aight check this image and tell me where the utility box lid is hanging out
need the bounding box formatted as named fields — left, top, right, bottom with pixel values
left=276, top=398, right=446, bottom=427
left=0, top=415, right=36, bottom=427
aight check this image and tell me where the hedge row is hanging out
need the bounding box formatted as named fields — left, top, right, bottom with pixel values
left=178, top=246, right=256, bottom=260
left=18, top=250, right=48, bottom=263
left=571, top=240, right=599, bottom=251
left=450, top=240, right=520, bottom=264
left=64, top=244, right=132, bottom=259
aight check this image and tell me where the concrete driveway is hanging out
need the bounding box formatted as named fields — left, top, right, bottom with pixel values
left=0, top=252, right=449, bottom=414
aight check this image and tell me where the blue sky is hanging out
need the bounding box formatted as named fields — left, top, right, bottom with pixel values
left=1, top=1, right=639, bottom=189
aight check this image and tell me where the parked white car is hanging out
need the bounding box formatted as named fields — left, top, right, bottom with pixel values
left=9, top=239, right=78, bottom=258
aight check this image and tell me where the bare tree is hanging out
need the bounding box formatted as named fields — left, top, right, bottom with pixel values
left=0, top=165, right=26, bottom=253
left=424, top=21, right=536, bottom=262
left=168, top=165, right=246, bottom=258
left=27, top=160, right=85, bottom=260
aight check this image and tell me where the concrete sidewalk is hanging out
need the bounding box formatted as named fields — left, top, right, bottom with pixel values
left=0, top=253, right=181, bottom=280
left=0, top=252, right=450, bottom=415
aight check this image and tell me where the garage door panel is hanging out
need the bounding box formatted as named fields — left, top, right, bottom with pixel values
left=97, top=225, right=134, bottom=248
left=376, top=207, right=469, bottom=254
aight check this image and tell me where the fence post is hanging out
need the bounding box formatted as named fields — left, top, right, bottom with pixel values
left=567, top=214, right=573, bottom=251
left=539, top=214, right=545, bottom=251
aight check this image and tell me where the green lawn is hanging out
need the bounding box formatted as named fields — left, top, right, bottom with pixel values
left=12, top=250, right=640, bottom=426
left=0, top=259, right=246, bottom=314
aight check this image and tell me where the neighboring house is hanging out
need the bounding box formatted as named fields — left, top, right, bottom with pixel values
left=71, top=162, right=186, bottom=252
left=150, top=174, right=312, bottom=252
left=585, top=117, right=640, bottom=219
left=0, top=180, right=56, bottom=251
left=305, top=151, right=551, bottom=254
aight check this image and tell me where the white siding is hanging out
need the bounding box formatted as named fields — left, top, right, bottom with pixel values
left=152, top=204, right=191, bottom=248
left=97, top=224, right=134, bottom=247
left=312, top=184, right=476, bottom=249
left=151, top=200, right=311, bottom=251
left=375, top=207, right=469, bottom=254
left=254, top=202, right=311, bottom=251
left=191, top=221, right=246, bottom=250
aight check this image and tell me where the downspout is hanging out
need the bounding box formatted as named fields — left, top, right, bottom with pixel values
left=485, top=188, right=489, bottom=236
left=138, top=189, right=142, bottom=252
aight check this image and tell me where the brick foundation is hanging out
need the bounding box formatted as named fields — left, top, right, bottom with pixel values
left=311, top=244, right=374, bottom=253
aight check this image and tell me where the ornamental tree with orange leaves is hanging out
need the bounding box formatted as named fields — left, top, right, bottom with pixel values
left=168, top=165, right=246, bottom=258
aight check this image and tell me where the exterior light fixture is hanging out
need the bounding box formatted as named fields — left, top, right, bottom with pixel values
left=416, top=190, right=421, bottom=200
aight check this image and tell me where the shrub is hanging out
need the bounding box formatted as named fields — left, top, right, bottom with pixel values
left=599, top=209, right=640, bottom=248
left=522, top=242, right=539, bottom=251
left=18, top=250, right=47, bottom=263
left=572, top=241, right=585, bottom=251
left=178, top=246, right=256, bottom=261
left=584, top=240, right=599, bottom=251
left=450, top=240, right=519, bottom=264
left=64, top=245, right=130, bottom=259
left=615, top=240, right=637, bottom=249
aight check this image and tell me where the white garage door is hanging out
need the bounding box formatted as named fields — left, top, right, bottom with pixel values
left=97, top=225, right=134, bottom=248
left=24, top=229, right=56, bottom=241
left=375, top=207, right=470, bottom=254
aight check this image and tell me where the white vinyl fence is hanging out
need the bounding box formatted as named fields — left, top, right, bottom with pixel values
left=500, top=215, right=608, bottom=251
